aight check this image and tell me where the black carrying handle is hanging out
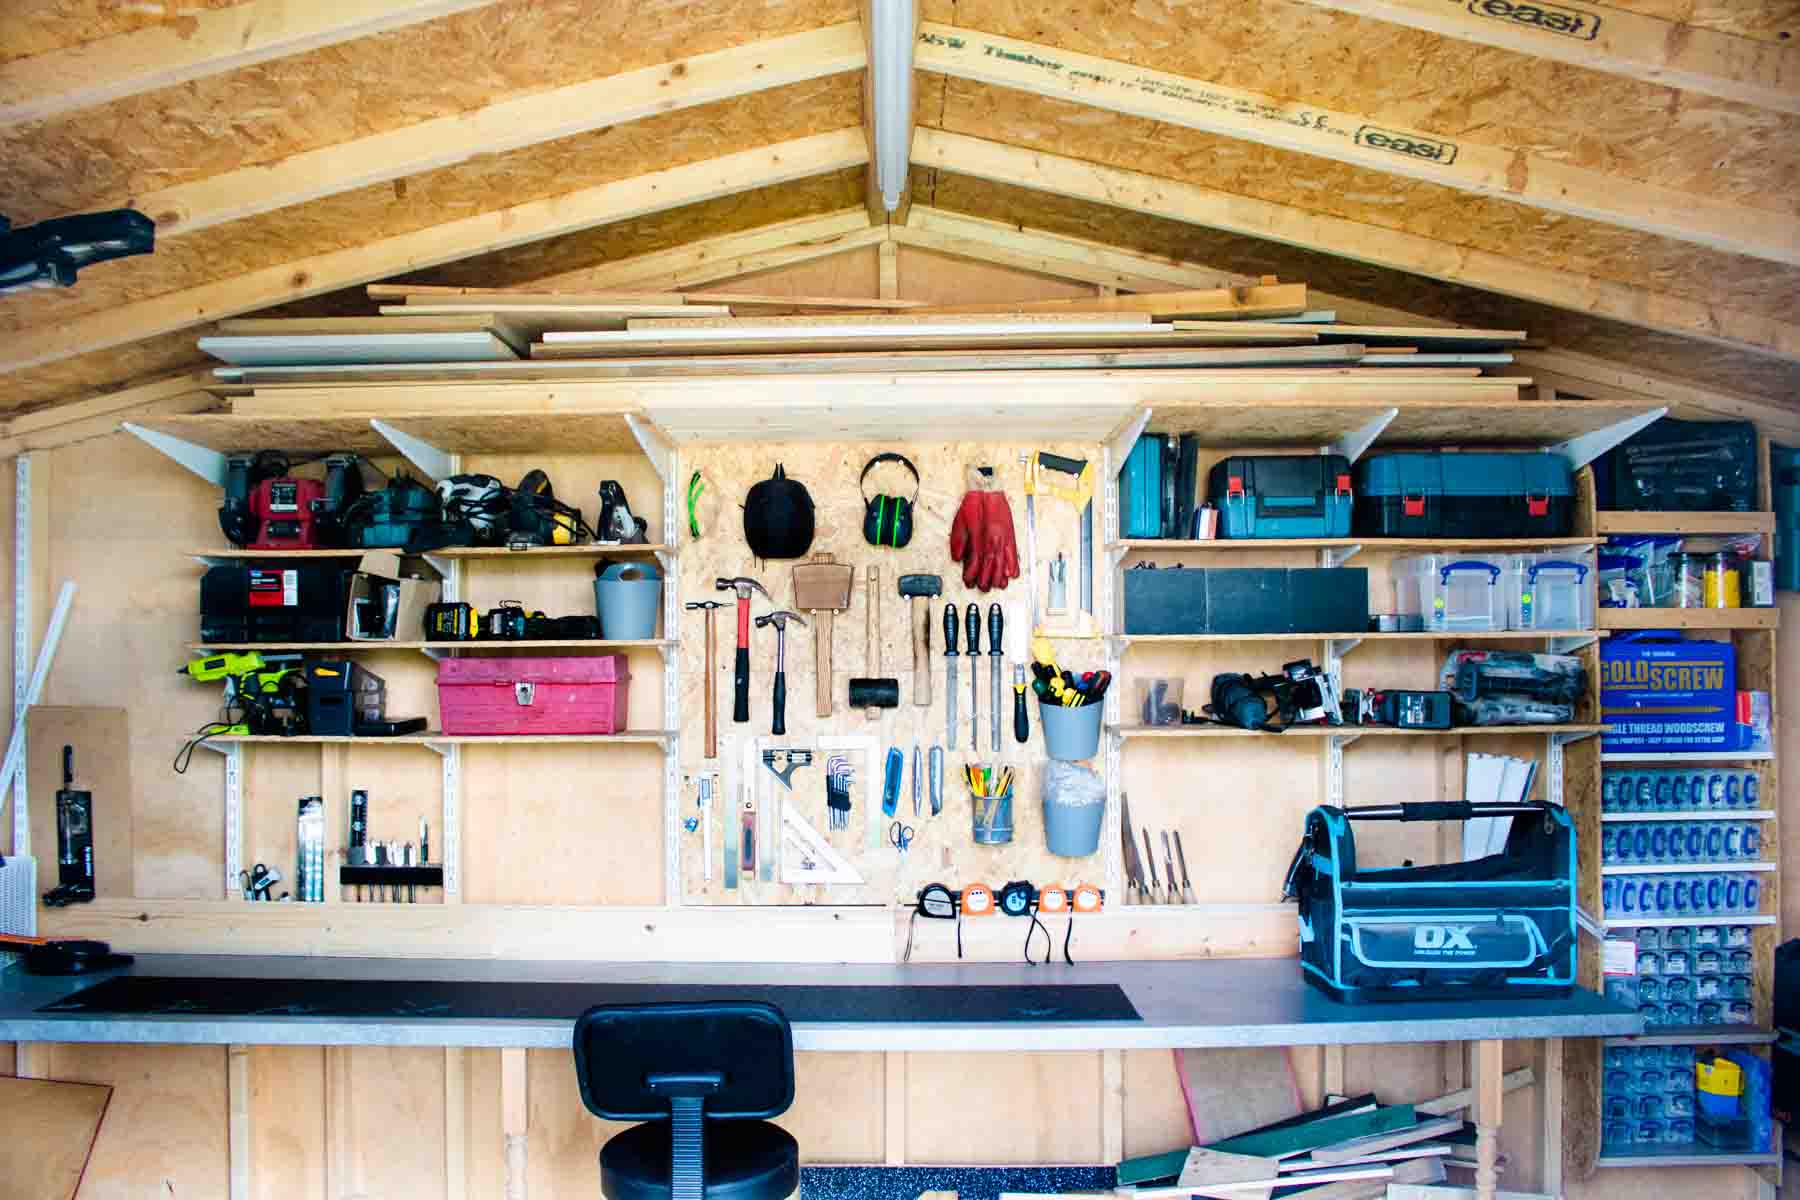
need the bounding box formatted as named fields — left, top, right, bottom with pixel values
left=1037, top=452, right=1087, bottom=477
left=1344, top=801, right=1552, bottom=823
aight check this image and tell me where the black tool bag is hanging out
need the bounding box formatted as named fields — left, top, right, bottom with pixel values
left=510, top=469, right=591, bottom=547
left=342, top=476, right=451, bottom=552
left=1283, top=801, right=1577, bottom=1003
left=1598, top=417, right=1760, bottom=512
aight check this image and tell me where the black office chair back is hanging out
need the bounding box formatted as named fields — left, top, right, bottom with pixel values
left=574, top=1002, right=795, bottom=1200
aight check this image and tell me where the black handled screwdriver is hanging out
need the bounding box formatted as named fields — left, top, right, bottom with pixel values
left=943, top=603, right=959, bottom=748
left=988, top=603, right=1003, bottom=752
left=965, top=602, right=981, bottom=750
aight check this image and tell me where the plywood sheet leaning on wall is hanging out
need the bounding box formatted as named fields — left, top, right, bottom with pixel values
left=680, top=439, right=1099, bottom=908
left=0, top=1074, right=112, bottom=1199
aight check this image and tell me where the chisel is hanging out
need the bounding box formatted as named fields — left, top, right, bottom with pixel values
left=965, top=603, right=981, bottom=750
left=1173, top=831, right=1196, bottom=904
left=988, top=604, right=1003, bottom=752
left=943, top=604, right=959, bottom=748
left=1143, top=828, right=1162, bottom=904
left=1161, top=831, right=1179, bottom=907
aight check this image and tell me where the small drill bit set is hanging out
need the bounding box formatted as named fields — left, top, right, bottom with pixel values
left=339, top=788, right=443, bottom=902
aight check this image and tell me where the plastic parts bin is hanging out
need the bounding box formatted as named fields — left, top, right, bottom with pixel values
left=1397, top=554, right=1510, bottom=632
left=1508, top=552, right=1595, bottom=631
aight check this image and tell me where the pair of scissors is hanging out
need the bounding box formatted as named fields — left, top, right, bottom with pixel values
left=888, top=821, right=914, bottom=861
left=238, top=863, right=277, bottom=900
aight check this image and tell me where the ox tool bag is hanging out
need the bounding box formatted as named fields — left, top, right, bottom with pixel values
left=1282, top=801, right=1576, bottom=1003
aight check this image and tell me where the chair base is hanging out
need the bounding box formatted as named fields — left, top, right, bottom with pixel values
left=600, top=1119, right=799, bottom=1200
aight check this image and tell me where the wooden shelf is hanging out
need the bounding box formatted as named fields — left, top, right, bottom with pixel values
left=1603, top=915, right=1776, bottom=929
left=198, top=731, right=671, bottom=746
left=1113, top=722, right=1608, bottom=739
left=1600, top=862, right=1775, bottom=876
left=1601, top=810, right=1774, bottom=823
left=191, top=544, right=670, bottom=562
left=1595, top=1145, right=1780, bottom=1169
left=1602, top=750, right=1774, bottom=762
left=1110, top=537, right=1603, bottom=553
left=192, top=640, right=673, bottom=652
left=1597, top=607, right=1778, bottom=630
left=1595, top=511, right=1775, bottom=536
left=1120, top=629, right=1600, bottom=643
left=1604, top=1027, right=1777, bottom=1047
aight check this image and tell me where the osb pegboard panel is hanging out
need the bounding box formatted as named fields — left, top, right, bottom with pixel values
left=0, top=0, right=242, bottom=61
left=920, top=0, right=1800, bottom=211
left=0, top=328, right=211, bottom=417
left=680, top=439, right=1101, bottom=907
left=0, top=0, right=855, bottom=222
left=926, top=78, right=1800, bottom=319
left=0, top=74, right=865, bottom=333
left=919, top=169, right=1800, bottom=406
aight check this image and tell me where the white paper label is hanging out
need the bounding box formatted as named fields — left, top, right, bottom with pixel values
left=1603, top=937, right=1638, bottom=977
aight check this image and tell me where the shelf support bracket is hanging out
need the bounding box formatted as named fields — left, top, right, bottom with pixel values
left=122, top=421, right=229, bottom=486
left=1326, top=407, right=1397, bottom=465
left=198, top=740, right=244, bottom=896
left=1104, top=406, right=1154, bottom=475
left=370, top=420, right=453, bottom=482
left=1546, top=407, right=1667, bottom=472
left=624, top=414, right=675, bottom=486
left=1320, top=544, right=1363, bottom=569
left=1547, top=633, right=1600, bottom=656
left=1325, top=636, right=1363, bottom=662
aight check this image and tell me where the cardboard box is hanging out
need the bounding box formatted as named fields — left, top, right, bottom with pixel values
left=344, top=551, right=440, bottom=641
left=1601, top=636, right=1736, bottom=753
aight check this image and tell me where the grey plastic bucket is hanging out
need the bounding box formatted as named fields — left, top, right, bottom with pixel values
left=593, top=562, right=661, bottom=639
left=1043, top=791, right=1104, bottom=857
left=1038, top=701, right=1103, bottom=761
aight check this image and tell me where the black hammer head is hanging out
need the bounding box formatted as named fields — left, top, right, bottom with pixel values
left=898, top=573, right=943, bottom=598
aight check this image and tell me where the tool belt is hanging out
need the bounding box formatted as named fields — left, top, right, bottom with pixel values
left=1282, top=801, right=1576, bottom=1003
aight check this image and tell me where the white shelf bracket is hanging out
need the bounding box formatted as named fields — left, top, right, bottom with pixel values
left=625, top=414, right=675, bottom=486
left=370, top=420, right=454, bottom=482
left=1320, top=544, right=1363, bottom=568
left=1104, top=406, right=1154, bottom=474
left=1326, top=407, right=1397, bottom=464
left=11, top=454, right=28, bottom=855
left=1547, top=633, right=1600, bottom=656
left=1325, top=636, right=1364, bottom=662
left=122, top=422, right=230, bottom=486
left=421, top=554, right=453, bottom=580
left=198, top=740, right=244, bottom=895
left=1547, top=407, right=1667, bottom=472
left=1330, top=732, right=1363, bottom=751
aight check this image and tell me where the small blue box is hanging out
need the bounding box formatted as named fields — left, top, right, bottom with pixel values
left=1602, top=635, right=1737, bottom=754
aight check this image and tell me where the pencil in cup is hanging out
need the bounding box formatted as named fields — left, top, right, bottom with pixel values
left=967, top=762, right=1015, bottom=845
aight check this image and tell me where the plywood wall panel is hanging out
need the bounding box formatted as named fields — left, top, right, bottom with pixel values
left=339, top=1047, right=448, bottom=1197
left=782, top=1053, right=888, bottom=1162
left=897, top=246, right=1100, bottom=306
left=40, top=1042, right=228, bottom=1198
left=701, top=245, right=884, bottom=300
left=250, top=1045, right=326, bottom=1200
left=0, top=0, right=856, bottom=224
left=0, top=74, right=865, bottom=333
left=925, top=0, right=1800, bottom=208
left=906, top=1052, right=1103, bottom=1164
left=920, top=170, right=1800, bottom=406
left=0, top=330, right=211, bottom=419
left=1121, top=1049, right=1194, bottom=1158
left=927, top=79, right=1800, bottom=320
left=1586, top=0, right=1800, bottom=42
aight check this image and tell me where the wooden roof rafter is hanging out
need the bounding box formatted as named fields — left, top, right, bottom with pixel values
left=916, top=22, right=1800, bottom=267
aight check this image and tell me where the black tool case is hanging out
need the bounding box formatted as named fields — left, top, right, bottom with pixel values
left=201, top=561, right=353, bottom=643
left=1208, top=453, right=1354, bottom=539
left=1283, top=801, right=1577, bottom=1003
left=1121, top=566, right=1368, bottom=635
left=1355, top=451, right=1573, bottom=538
left=1596, top=416, right=1759, bottom=512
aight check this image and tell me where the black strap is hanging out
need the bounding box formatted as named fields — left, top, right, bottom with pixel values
left=860, top=453, right=920, bottom=504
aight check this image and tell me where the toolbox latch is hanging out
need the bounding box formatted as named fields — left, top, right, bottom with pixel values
left=1526, top=492, right=1549, bottom=517
left=1403, top=493, right=1426, bottom=517
left=1225, top=474, right=1246, bottom=502
left=1334, top=473, right=1352, bottom=498
left=514, top=681, right=536, bottom=706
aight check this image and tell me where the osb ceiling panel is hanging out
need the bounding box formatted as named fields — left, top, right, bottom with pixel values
left=0, top=72, right=865, bottom=333
left=0, top=0, right=242, bottom=61
left=0, top=169, right=867, bottom=415
left=919, top=168, right=1800, bottom=405
left=925, top=78, right=1800, bottom=320
left=921, top=0, right=1800, bottom=213
left=1602, top=0, right=1800, bottom=41
left=0, top=0, right=856, bottom=222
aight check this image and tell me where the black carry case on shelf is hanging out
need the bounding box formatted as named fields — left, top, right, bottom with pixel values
left=1282, top=801, right=1578, bottom=1004
left=1355, top=451, right=1573, bottom=538
left=1596, top=416, right=1760, bottom=513
left=201, top=561, right=352, bottom=643
left=1208, top=454, right=1353, bottom=539
left=1121, top=566, right=1369, bottom=635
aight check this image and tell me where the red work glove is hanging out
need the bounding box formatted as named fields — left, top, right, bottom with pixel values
left=950, top=468, right=1020, bottom=592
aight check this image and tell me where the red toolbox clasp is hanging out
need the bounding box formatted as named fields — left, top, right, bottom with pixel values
left=1335, top=473, right=1353, bottom=498
left=1526, top=492, right=1549, bottom=517
left=1226, top=474, right=1246, bottom=502
left=1402, top=494, right=1426, bottom=517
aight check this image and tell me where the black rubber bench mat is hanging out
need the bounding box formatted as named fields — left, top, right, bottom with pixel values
left=40, top=977, right=1141, bottom=1024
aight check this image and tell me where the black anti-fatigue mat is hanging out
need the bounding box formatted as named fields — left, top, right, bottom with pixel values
left=40, top=977, right=1141, bottom=1024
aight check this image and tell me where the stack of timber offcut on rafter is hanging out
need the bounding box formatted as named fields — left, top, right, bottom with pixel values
left=193, top=281, right=1533, bottom=391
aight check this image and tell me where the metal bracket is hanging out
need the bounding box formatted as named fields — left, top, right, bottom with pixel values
left=421, top=740, right=461, bottom=899
left=624, top=414, right=675, bottom=485
left=122, top=422, right=229, bottom=486
left=1320, top=544, right=1363, bottom=568
left=370, top=419, right=454, bottom=481
left=1104, top=406, right=1154, bottom=476
left=1551, top=728, right=1601, bottom=749
left=1546, top=407, right=1667, bottom=471
left=1325, top=636, right=1364, bottom=662
left=11, top=455, right=27, bottom=853
left=1326, top=407, right=1397, bottom=465
left=1547, top=633, right=1600, bottom=656
left=1330, top=732, right=1364, bottom=751
left=198, top=740, right=244, bottom=895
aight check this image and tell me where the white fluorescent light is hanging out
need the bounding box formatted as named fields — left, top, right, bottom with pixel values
left=869, top=0, right=915, bottom=213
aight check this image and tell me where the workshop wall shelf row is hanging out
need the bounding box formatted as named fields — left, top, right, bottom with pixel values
left=1108, top=536, right=1606, bottom=553
left=1597, top=607, right=1780, bottom=631
left=1111, top=723, right=1610, bottom=740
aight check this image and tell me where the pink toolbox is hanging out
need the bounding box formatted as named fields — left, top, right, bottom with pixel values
left=436, top=655, right=631, bottom=735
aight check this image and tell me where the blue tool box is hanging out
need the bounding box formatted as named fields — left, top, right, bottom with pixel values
left=1118, top=434, right=1166, bottom=539
left=1283, top=801, right=1578, bottom=1003
left=1208, top=454, right=1353, bottom=539
left=1602, top=634, right=1737, bottom=754
left=1355, top=451, right=1574, bottom=538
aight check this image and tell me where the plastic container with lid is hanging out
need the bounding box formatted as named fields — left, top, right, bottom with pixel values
left=1508, top=551, right=1595, bottom=630
left=1397, top=554, right=1510, bottom=632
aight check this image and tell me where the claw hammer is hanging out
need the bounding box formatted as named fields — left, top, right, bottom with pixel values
left=716, top=576, right=771, bottom=724
left=684, top=599, right=726, bottom=758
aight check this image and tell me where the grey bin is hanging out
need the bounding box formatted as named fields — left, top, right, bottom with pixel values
left=593, top=561, right=662, bottom=639
left=1038, top=701, right=1102, bottom=761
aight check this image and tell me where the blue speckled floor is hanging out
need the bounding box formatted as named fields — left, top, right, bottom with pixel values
left=800, top=1165, right=1115, bottom=1200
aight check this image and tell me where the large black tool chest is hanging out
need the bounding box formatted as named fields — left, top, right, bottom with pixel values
left=201, top=561, right=352, bottom=643
left=1355, top=452, right=1573, bottom=538
left=1283, top=801, right=1578, bottom=1003
left=1121, top=566, right=1368, bottom=635
left=1208, top=454, right=1354, bottom=539
left=1597, top=416, right=1759, bottom=512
